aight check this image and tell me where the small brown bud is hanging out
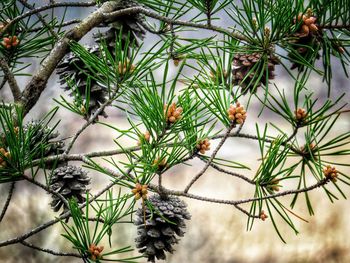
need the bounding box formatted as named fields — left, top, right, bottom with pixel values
left=153, top=157, right=168, bottom=171
left=227, top=102, right=247, bottom=125
left=260, top=210, right=268, bottom=221
left=118, top=59, right=135, bottom=75
left=264, top=27, right=271, bottom=37
left=88, top=243, right=104, bottom=261
left=2, top=36, right=19, bottom=49
left=164, top=102, right=182, bottom=125
left=132, top=183, right=148, bottom=200
left=323, top=165, right=338, bottom=182
left=309, top=23, right=318, bottom=32
left=295, top=108, right=307, bottom=122
left=196, top=138, right=211, bottom=154
left=137, top=131, right=151, bottom=145
left=0, top=147, right=10, bottom=168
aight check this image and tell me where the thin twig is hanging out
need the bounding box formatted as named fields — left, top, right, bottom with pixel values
left=0, top=1, right=96, bottom=37
left=184, top=122, right=236, bottom=193
left=22, top=174, right=69, bottom=209
left=0, top=58, right=21, bottom=102
left=104, top=7, right=248, bottom=42
left=18, top=0, right=59, bottom=40
left=64, top=90, right=119, bottom=154
left=0, top=182, right=15, bottom=223
left=28, top=19, right=82, bottom=33
left=0, top=77, right=7, bottom=90
left=196, top=154, right=255, bottom=185
left=234, top=204, right=260, bottom=218
left=20, top=240, right=81, bottom=258
left=149, top=178, right=330, bottom=206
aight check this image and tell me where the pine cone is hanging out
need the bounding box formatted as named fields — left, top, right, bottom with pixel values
left=24, top=121, right=65, bottom=162
left=50, top=165, right=90, bottom=215
left=134, top=194, right=191, bottom=262
left=56, top=45, right=108, bottom=119
left=94, top=0, right=146, bottom=56
left=232, top=53, right=279, bottom=94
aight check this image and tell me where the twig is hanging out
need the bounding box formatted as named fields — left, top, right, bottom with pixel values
left=0, top=77, right=7, bottom=90
left=320, top=24, right=350, bottom=30
left=104, top=7, right=249, bottom=42
left=18, top=0, right=59, bottom=40
left=22, top=174, right=69, bottom=209
left=149, top=178, right=330, bottom=206
left=0, top=182, right=15, bottom=223
left=0, top=58, right=21, bottom=102
left=0, top=178, right=118, bottom=248
left=0, top=1, right=96, bottom=37
left=196, top=154, right=255, bottom=185
left=20, top=240, right=81, bottom=258
left=234, top=204, right=260, bottom=218
left=184, top=122, right=236, bottom=193
left=64, top=90, right=119, bottom=154
left=28, top=19, right=82, bottom=33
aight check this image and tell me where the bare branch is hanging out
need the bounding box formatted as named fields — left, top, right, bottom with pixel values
left=23, top=174, right=69, bottom=209
left=150, top=178, right=330, bottom=206
left=196, top=154, right=255, bottom=185
left=0, top=182, right=15, bottom=223
left=28, top=19, right=82, bottom=33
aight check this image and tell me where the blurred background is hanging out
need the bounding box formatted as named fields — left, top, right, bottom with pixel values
left=0, top=1, right=350, bottom=262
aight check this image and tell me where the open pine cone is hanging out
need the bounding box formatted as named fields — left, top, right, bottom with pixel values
left=24, top=121, right=65, bottom=165
left=56, top=45, right=108, bottom=119
left=232, top=53, right=279, bottom=94
left=134, top=194, right=191, bottom=262
left=50, top=165, right=90, bottom=215
left=94, top=0, right=146, bottom=57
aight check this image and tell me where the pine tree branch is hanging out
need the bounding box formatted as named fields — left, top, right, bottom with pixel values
left=320, top=24, right=350, bottom=30
left=28, top=19, right=82, bottom=33
left=0, top=58, right=21, bottom=102
left=0, top=77, right=7, bottom=91
left=149, top=177, right=330, bottom=206
left=0, top=182, right=15, bottom=223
